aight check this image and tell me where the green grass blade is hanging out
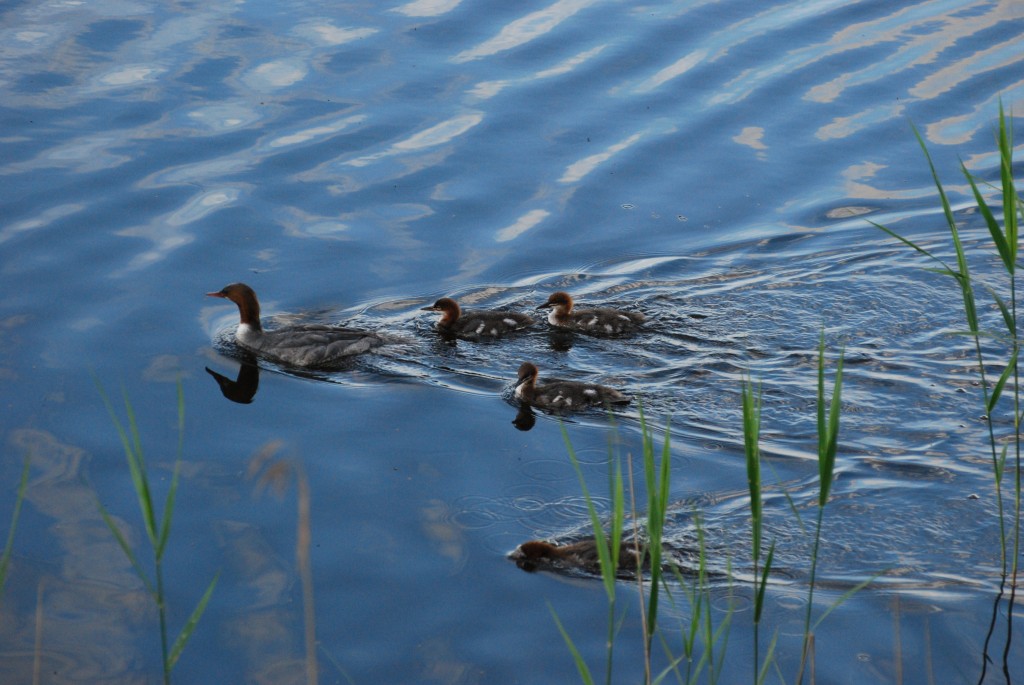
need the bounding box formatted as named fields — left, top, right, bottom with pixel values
left=922, top=267, right=961, bottom=279
left=120, top=389, right=159, bottom=546
left=176, top=381, right=186, bottom=457
left=158, top=381, right=187, bottom=561
left=985, top=284, right=1016, bottom=335
left=764, top=459, right=808, bottom=535
left=709, top=597, right=734, bottom=683
left=609, top=464, right=624, bottom=575
left=658, top=417, right=672, bottom=522
left=910, top=122, right=981, bottom=335
left=987, top=350, right=1019, bottom=414
left=757, top=629, right=779, bottom=685
left=869, top=221, right=945, bottom=268
left=156, top=459, right=182, bottom=561
left=639, top=407, right=672, bottom=638
left=742, top=378, right=763, bottom=557
left=562, top=426, right=617, bottom=600
left=817, top=334, right=844, bottom=506
left=997, top=102, right=1017, bottom=266
left=652, top=652, right=690, bottom=685
left=754, top=540, right=775, bottom=624
left=549, top=602, right=595, bottom=685
left=995, top=444, right=1008, bottom=486
left=96, top=380, right=160, bottom=548
left=605, top=412, right=624, bottom=581
left=810, top=574, right=880, bottom=632
left=122, top=386, right=146, bottom=471
left=167, top=570, right=220, bottom=670
left=96, top=498, right=155, bottom=595
left=963, top=165, right=1011, bottom=270
left=0, top=453, right=32, bottom=600
left=94, top=379, right=137, bottom=477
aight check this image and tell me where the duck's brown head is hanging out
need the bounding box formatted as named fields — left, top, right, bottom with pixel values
left=536, top=291, right=574, bottom=313
left=207, top=282, right=261, bottom=328
left=420, top=297, right=461, bottom=326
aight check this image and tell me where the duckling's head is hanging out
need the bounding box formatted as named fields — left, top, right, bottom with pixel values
left=513, top=362, right=541, bottom=402
left=508, top=540, right=564, bottom=572
left=509, top=539, right=609, bottom=575
left=536, top=291, right=574, bottom=313
left=514, top=361, right=540, bottom=391
left=420, top=297, right=461, bottom=326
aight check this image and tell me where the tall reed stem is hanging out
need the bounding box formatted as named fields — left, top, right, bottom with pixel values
left=875, top=104, right=1021, bottom=682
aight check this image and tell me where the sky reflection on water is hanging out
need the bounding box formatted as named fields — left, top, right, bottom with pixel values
left=0, top=0, right=1022, bottom=682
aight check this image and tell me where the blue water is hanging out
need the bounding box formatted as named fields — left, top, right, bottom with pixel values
left=2, top=0, right=1023, bottom=682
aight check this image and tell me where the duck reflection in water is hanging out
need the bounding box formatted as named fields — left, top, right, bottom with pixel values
left=545, top=328, right=577, bottom=352
left=511, top=404, right=537, bottom=431
left=206, top=361, right=260, bottom=404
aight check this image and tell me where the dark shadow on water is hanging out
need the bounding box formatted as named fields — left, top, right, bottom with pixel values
left=511, top=404, right=536, bottom=431
left=546, top=329, right=576, bottom=352
left=206, top=361, right=260, bottom=404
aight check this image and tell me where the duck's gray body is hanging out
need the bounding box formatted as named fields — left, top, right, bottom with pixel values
left=235, top=322, right=384, bottom=367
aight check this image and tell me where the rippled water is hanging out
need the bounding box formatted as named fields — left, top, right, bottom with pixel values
left=2, top=0, right=1023, bottom=682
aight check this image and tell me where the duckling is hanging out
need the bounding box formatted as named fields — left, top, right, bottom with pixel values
left=207, top=283, right=386, bottom=368
left=513, top=361, right=629, bottom=411
left=509, top=539, right=647, bottom=577
left=536, top=291, right=644, bottom=335
left=420, top=297, right=533, bottom=340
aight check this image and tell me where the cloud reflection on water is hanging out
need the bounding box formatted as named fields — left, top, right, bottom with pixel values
left=451, top=0, right=598, bottom=64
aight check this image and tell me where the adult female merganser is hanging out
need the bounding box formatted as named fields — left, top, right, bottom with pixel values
left=420, top=297, right=533, bottom=340
left=536, top=291, right=645, bottom=335
left=513, top=361, right=629, bottom=411
left=206, top=283, right=385, bottom=368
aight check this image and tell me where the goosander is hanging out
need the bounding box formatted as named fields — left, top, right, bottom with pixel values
left=513, top=361, right=629, bottom=411
left=536, top=291, right=644, bottom=335
left=509, top=539, right=646, bottom=577
left=420, top=297, right=533, bottom=340
left=206, top=283, right=385, bottom=368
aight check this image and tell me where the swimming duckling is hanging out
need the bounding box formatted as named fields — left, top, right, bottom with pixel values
left=513, top=361, right=629, bottom=411
left=536, top=291, right=644, bottom=335
left=207, top=282, right=386, bottom=368
left=420, top=297, right=533, bottom=340
left=509, top=539, right=648, bottom=577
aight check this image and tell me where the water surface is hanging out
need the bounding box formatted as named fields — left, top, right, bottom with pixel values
left=1, top=0, right=1023, bottom=682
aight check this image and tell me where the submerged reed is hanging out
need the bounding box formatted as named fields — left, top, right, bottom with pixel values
left=874, top=104, right=1021, bottom=678
left=95, top=381, right=218, bottom=685
left=0, top=453, right=31, bottom=612
left=248, top=442, right=321, bottom=685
